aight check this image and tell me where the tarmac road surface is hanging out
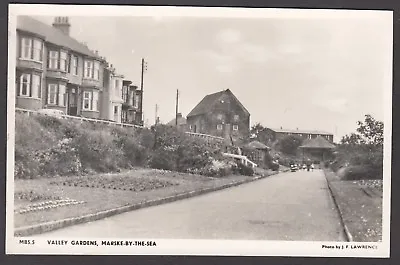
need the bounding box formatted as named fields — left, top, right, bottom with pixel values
left=37, top=170, right=345, bottom=241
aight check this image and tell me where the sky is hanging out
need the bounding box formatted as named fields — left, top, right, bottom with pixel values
left=33, top=9, right=392, bottom=142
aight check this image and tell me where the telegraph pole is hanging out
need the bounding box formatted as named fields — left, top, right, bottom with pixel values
left=155, top=104, right=158, bottom=125
left=175, top=89, right=179, bottom=127
left=140, top=58, right=147, bottom=126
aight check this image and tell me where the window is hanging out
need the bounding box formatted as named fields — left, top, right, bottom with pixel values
left=217, top=114, right=223, bottom=120
left=58, top=84, right=66, bottom=106
left=21, top=38, right=43, bottom=61
left=130, top=90, right=134, bottom=105
left=308, top=134, right=312, bottom=139
left=189, top=125, right=193, bottom=130
left=33, top=39, right=43, bottom=61
left=217, top=124, right=223, bottom=131
left=94, top=61, right=100, bottom=80
left=114, top=106, right=118, bottom=114
left=31, top=74, right=41, bottom=98
left=60, top=51, right=68, bottom=72
left=84, top=60, right=93, bottom=78
left=70, top=55, right=78, bottom=75
left=83, top=91, right=92, bottom=110
left=19, top=73, right=30, bottom=96
left=233, top=125, right=238, bottom=131
left=21, top=38, right=32, bottom=59
left=49, top=51, right=59, bottom=69
left=93, top=91, right=99, bottom=111
left=115, top=80, right=120, bottom=96
left=47, top=84, right=58, bottom=105
left=134, top=94, right=140, bottom=108
left=234, top=114, right=239, bottom=122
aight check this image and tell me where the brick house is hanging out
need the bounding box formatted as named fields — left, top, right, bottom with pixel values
left=15, top=16, right=143, bottom=124
left=265, top=127, right=334, bottom=143
left=186, top=89, right=250, bottom=143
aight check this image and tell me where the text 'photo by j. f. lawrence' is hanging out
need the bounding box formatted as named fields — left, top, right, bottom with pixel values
left=6, top=4, right=393, bottom=257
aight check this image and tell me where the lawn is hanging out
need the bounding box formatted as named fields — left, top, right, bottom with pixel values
left=14, top=168, right=265, bottom=229
left=324, top=170, right=382, bottom=242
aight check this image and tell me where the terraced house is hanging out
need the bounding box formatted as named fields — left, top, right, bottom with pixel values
left=15, top=16, right=143, bottom=125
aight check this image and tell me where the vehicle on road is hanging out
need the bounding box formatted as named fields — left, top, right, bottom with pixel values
left=290, top=164, right=298, bottom=172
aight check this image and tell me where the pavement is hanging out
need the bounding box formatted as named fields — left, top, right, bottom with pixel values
left=37, top=170, right=345, bottom=241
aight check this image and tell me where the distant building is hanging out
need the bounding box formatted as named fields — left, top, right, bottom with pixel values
left=299, top=135, right=336, bottom=162
left=241, top=141, right=271, bottom=168
left=167, top=113, right=187, bottom=131
left=101, top=64, right=124, bottom=122
left=121, top=80, right=143, bottom=125
left=186, top=89, right=250, bottom=143
left=265, top=127, right=334, bottom=143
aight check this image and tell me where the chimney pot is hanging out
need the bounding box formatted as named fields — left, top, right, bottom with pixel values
left=280, top=126, right=282, bottom=129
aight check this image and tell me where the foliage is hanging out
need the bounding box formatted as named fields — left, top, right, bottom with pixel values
left=278, top=135, right=303, bottom=155
left=250, top=123, right=275, bottom=146
left=341, top=114, right=383, bottom=146
left=234, top=163, right=254, bottom=176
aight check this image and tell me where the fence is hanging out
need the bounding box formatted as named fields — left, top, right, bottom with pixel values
left=15, top=108, right=143, bottom=129
left=184, top=132, right=225, bottom=145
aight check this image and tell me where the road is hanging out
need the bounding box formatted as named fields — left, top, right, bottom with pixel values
left=37, top=170, right=345, bottom=241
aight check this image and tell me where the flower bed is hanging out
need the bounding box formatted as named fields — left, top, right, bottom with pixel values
left=49, top=174, right=178, bottom=192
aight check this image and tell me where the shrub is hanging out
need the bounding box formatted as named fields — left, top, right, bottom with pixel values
left=234, top=163, right=254, bottom=176
left=269, top=162, right=280, bottom=171
left=339, top=165, right=379, bottom=180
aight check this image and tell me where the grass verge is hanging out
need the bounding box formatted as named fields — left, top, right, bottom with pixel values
left=14, top=168, right=275, bottom=229
left=324, top=170, right=382, bottom=242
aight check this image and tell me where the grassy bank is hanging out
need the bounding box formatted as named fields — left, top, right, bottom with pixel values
left=324, top=170, right=382, bottom=242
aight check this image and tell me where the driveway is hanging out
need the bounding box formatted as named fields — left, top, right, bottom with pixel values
left=37, top=170, right=345, bottom=241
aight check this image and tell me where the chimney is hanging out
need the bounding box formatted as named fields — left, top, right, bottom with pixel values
left=52, top=16, right=71, bottom=36
left=280, top=126, right=282, bottom=129
left=296, top=127, right=298, bottom=130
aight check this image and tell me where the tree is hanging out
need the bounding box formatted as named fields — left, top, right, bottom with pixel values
left=278, top=135, right=303, bottom=155
left=250, top=123, right=275, bottom=145
left=341, top=114, right=384, bottom=146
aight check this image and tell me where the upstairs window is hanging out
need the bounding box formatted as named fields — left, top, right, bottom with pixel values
left=21, top=37, right=43, bottom=61
left=134, top=94, right=140, bottom=108
left=234, top=114, right=239, bottom=121
left=84, top=60, right=101, bottom=80
left=48, top=51, right=59, bottom=69
left=60, top=51, right=68, bottom=72
left=217, top=114, right=223, bottom=120
left=69, top=55, right=78, bottom=75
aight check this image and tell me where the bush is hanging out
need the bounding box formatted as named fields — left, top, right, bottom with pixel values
left=338, top=165, right=380, bottom=180
left=269, top=162, right=280, bottom=171
left=235, top=163, right=254, bottom=176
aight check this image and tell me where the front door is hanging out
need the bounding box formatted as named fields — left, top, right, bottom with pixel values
left=68, top=87, right=78, bottom=116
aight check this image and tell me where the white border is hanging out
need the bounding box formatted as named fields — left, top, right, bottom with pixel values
left=6, top=4, right=393, bottom=257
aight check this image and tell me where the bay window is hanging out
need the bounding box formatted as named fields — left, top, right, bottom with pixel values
left=94, top=61, right=100, bottom=80
left=47, top=84, right=58, bottom=105
left=18, top=73, right=41, bottom=98
left=21, top=37, right=43, bottom=61
left=134, top=94, right=140, bottom=108
left=49, top=50, right=59, bottom=69
left=58, top=84, right=66, bottom=106
left=47, top=83, right=66, bottom=106
left=31, top=74, right=41, bottom=98
left=129, top=90, right=134, bottom=105
left=60, top=51, right=68, bottom=72
left=19, top=73, right=30, bottom=96
left=32, top=39, right=43, bottom=61
left=82, top=90, right=99, bottom=111
left=70, top=55, right=78, bottom=75
left=84, top=60, right=101, bottom=80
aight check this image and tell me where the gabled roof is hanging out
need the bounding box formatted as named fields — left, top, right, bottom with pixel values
left=299, top=136, right=336, bottom=149
left=269, top=127, right=333, bottom=135
left=187, top=89, right=250, bottom=117
left=242, top=141, right=270, bottom=150
left=17, top=16, right=99, bottom=59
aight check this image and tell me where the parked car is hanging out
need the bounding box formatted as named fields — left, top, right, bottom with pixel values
left=290, top=164, right=298, bottom=172
left=37, top=108, right=65, bottom=118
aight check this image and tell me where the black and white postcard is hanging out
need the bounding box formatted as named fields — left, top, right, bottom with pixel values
left=6, top=4, right=392, bottom=257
